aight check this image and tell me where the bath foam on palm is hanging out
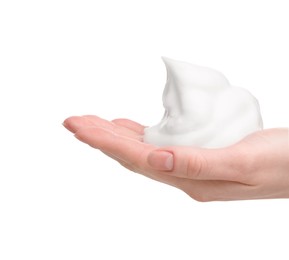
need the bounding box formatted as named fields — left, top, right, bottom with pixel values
left=144, top=57, right=263, bottom=148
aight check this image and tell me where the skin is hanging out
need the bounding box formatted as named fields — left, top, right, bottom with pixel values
left=63, top=115, right=289, bottom=202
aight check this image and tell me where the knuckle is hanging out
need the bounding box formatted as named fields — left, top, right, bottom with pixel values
left=186, top=154, right=207, bottom=179
left=229, top=147, right=255, bottom=181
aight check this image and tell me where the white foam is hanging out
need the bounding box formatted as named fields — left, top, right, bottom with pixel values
left=144, top=57, right=263, bottom=148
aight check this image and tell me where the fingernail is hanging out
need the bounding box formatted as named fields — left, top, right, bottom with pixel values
left=62, top=119, right=68, bottom=127
left=147, top=151, right=174, bottom=171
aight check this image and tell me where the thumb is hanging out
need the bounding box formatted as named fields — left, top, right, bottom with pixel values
left=147, top=146, right=244, bottom=181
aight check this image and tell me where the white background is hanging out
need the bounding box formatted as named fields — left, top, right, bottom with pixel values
left=0, top=0, right=289, bottom=259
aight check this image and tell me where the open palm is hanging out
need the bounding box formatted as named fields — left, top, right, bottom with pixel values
left=63, top=115, right=289, bottom=201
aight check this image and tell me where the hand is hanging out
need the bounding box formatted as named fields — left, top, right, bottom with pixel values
left=63, top=115, right=289, bottom=201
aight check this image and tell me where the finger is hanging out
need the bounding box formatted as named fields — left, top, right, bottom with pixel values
left=64, top=115, right=115, bottom=133
left=63, top=116, right=95, bottom=133
left=112, top=118, right=146, bottom=135
left=74, top=126, right=155, bottom=166
left=82, top=115, right=116, bottom=129
left=147, top=146, right=246, bottom=182
left=64, top=116, right=142, bottom=141
left=84, top=115, right=143, bottom=141
left=63, top=115, right=124, bottom=133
